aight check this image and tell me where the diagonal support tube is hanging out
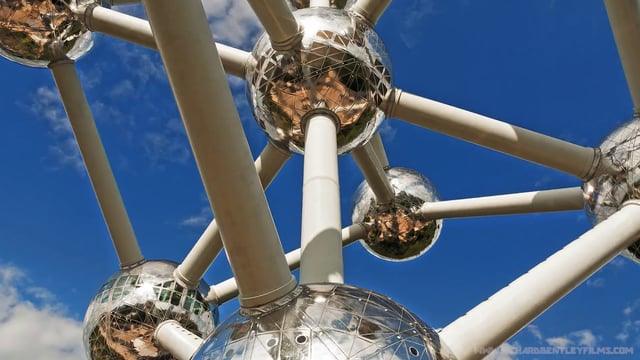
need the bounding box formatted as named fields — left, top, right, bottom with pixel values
left=142, top=0, right=295, bottom=308
left=439, top=201, right=640, bottom=360
left=300, top=113, right=344, bottom=284
left=387, top=89, right=615, bottom=180
left=349, top=0, right=392, bottom=25
left=351, top=143, right=395, bottom=203
left=419, top=187, right=584, bottom=220
left=206, top=224, right=367, bottom=304
left=605, top=0, right=640, bottom=113
left=76, top=5, right=249, bottom=77
left=369, top=133, right=390, bottom=169
left=246, top=0, right=302, bottom=51
left=49, top=60, right=143, bottom=268
left=174, top=142, right=291, bottom=288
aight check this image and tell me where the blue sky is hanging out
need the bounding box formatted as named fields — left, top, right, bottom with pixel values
left=0, top=0, right=639, bottom=359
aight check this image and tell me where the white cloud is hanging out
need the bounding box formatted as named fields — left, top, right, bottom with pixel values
left=546, top=336, right=571, bottom=348
left=483, top=341, right=518, bottom=360
left=616, top=299, right=640, bottom=345
left=398, top=0, right=437, bottom=49
left=526, top=324, right=543, bottom=341
left=544, top=329, right=598, bottom=348
left=0, top=264, right=84, bottom=360
left=202, top=0, right=264, bottom=48
left=586, top=277, right=605, bottom=288
left=180, top=206, right=213, bottom=228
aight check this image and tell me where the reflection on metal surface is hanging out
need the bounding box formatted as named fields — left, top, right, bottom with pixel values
left=246, top=7, right=392, bottom=154
left=352, top=167, right=442, bottom=262
left=583, top=117, right=640, bottom=264
left=83, top=260, right=217, bottom=360
left=193, top=284, right=446, bottom=360
left=287, top=0, right=356, bottom=10
left=0, top=0, right=94, bottom=67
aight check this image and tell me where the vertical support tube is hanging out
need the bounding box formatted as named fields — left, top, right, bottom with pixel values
left=174, top=143, right=291, bottom=288
left=245, top=0, right=302, bottom=50
left=206, top=223, right=367, bottom=304
left=154, top=320, right=202, bottom=360
left=439, top=201, right=640, bottom=360
left=369, top=133, right=390, bottom=169
left=349, top=0, right=392, bottom=25
left=605, top=0, right=640, bottom=113
left=49, top=60, right=143, bottom=268
left=310, top=0, right=331, bottom=7
left=142, top=0, right=295, bottom=307
left=300, top=113, right=344, bottom=284
left=351, top=144, right=395, bottom=203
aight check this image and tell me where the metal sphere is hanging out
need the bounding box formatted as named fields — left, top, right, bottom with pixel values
left=246, top=7, right=392, bottom=154
left=83, top=260, right=218, bottom=360
left=352, top=167, right=443, bottom=262
left=287, top=0, right=356, bottom=10
left=0, top=0, right=95, bottom=68
left=193, top=284, right=447, bottom=360
left=583, top=117, right=640, bottom=264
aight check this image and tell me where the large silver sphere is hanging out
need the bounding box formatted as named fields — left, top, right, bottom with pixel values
left=352, top=167, right=443, bottom=262
left=83, top=260, right=218, bottom=360
left=0, top=0, right=95, bottom=67
left=193, top=284, right=448, bottom=360
left=287, top=0, right=356, bottom=10
left=583, top=117, right=640, bottom=264
left=246, top=7, right=392, bottom=154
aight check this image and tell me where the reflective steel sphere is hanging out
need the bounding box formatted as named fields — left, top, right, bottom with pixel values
left=0, top=0, right=95, bottom=67
left=83, top=260, right=218, bottom=360
left=193, top=284, right=447, bottom=360
left=246, top=7, right=392, bottom=154
left=583, top=117, right=640, bottom=264
left=287, top=0, right=356, bottom=10
left=352, top=167, right=443, bottom=262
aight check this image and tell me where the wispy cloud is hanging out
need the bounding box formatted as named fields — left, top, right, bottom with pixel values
left=398, top=0, right=437, bottom=49
left=545, top=329, right=598, bottom=348
left=617, top=298, right=640, bottom=344
left=0, top=264, right=84, bottom=360
left=483, top=341, right=519, bottom=360
left=202, top=0, right=264, bottom=49
left=180, top=206, right=213, bottom=228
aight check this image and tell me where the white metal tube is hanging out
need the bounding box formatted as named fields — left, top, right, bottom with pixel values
left=78, top=5, right=250, bottom=78
left=310, top=0, right=331, bottom=7
left=349, top=0, right=392, bottom=25
left=439, top=201, right=640, bottom=360
left=206, top=223, right=367, bottom=304
left=605, top=0, right=640, bottom=112
left=154, top=320, right=202, bottom=360
left=142, top=0, right=295, bottom=308
left=174, top=143, right=291, bottom=288
left=351, top=143, right=395, bottom=203
left=246, top=0, right=302, bottom=50
left=388, top=90, right=611, bottom=180
left=369, top=133, right=390, bottom=169
left=300, top=113, right=344, bottom=284
left=49, top=60, right=143, bottom=268
left=419, top=187, right=584, bottom=219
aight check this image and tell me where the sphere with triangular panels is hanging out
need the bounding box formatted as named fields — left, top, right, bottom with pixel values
left=287, top=0, right=356, bottom=10
left=192, top=284, right=448, bottom=360
left=583, top=117, right=640, bottom=264
left=0, top=0, right=96, bottom=67
left=83, top=260, right=218, bottom=360
left=246, top=7, right=392, bottom=154
left=352, top=167, right=443, bottom=262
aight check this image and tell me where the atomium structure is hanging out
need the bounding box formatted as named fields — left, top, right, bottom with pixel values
left=2, top=0, right=640, bottom=359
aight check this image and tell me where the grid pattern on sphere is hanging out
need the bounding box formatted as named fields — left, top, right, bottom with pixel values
left=83, top=261, right=216, bottom=360
left=247, top=8, right=391, bottom=154
left=0, top=0, right=93, bottom=66
left=585, top=118, right=640, bottom=263
left=193, top=284, right=442, bottom=360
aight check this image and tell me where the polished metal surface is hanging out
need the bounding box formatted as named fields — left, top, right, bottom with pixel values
left=193, top=283, right=446, bottom=360
left=0, top=0, right=94, bottom=67
left=583, top=117, right=640, bottom=264
left=246, top=7, right=392, bottom=154
left=83, top=260, right=217, bottom=360
left=352, top=167, right=443, bottom=262
left=287, top=0, right=356, bottom=10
